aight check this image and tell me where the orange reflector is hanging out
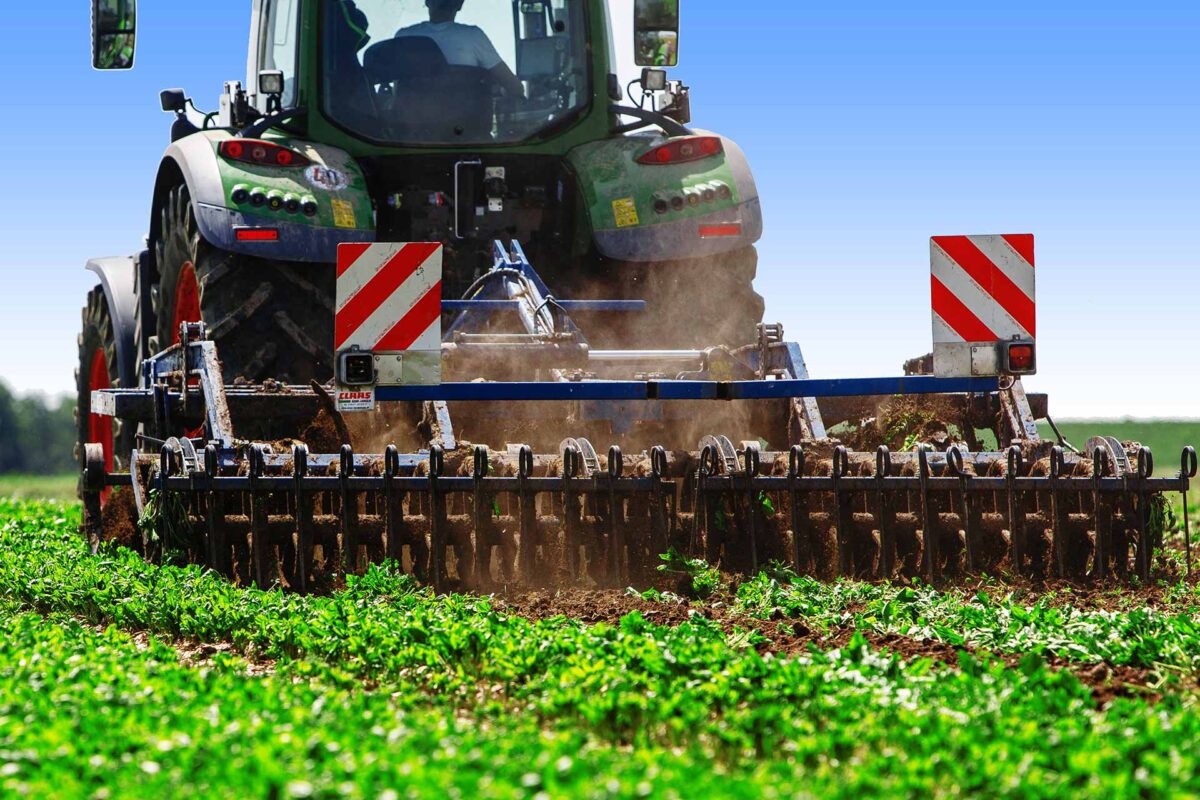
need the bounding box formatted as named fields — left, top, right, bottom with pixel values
left=699, top=224, right=742, bottom=238
left=235, top=227, right=279, bottom=242
left=1008, top=344, right=1035, bottom=371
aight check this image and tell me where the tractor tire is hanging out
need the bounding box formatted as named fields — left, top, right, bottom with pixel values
left=150, top=184, right=336, bottom=384
left=592, top=245, right=765, bottom=350
left=75, top=286, right=132, bottom=499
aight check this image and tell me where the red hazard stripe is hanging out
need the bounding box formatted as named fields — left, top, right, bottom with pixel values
left=1001, top=234, right=1036, bottom=268
left=375, top=281, right=443, bottom=351
left=932, top=275, right=997, bottom=342
left=933, top=236, right=1036, bottom=336
left=336, top=242, right=441, bottom=349
left=336, top=242, right=373, bottom=277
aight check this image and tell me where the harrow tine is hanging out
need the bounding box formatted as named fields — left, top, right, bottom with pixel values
left=1184, top=448, right=1197, bottom=577
left=1050, top=447, right=1067, bottom=578
left=874, top=447, right=895, bottom=579
left=338, top=445, right=359, bottom=574
left=203, top=444, right=227, bottom=577
left=383, top=445, right=401, bottom=565
left=293, top=444, right=312, bottom=592
left=607, top=447, right=626, bottom=585
left=562, top=444, right=582, bottom=581
left=918, top=445, right=936, bottom=582
left=472, top=446, right=490, bottom=587
left=742, top=446, right=761, bottom=576
left=249, top=444, right=271, bottom=589
left=1006, top=446, right=1025, bottom=576
left=833, top=446, right=851, bottom=577
left=650, top=447, right=671, bottom=559
left=429, top=446, right=447, bottom=590
left=787, top=446, right=808, bottom=575
left=948, top=446, right=975, bottom=572
left=1136, top=449, right=1154, bottom=582
left=1092, top=448, right=1110, bottom=581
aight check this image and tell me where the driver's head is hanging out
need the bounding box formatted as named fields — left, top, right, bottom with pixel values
left=333, top=0, right=371, bottom=54
left=426, top=0, right=465, bottom=23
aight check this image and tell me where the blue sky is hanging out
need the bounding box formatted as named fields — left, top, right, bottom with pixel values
left=0, top=1, right=1196, bottom=418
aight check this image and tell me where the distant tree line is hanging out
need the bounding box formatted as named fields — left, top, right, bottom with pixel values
left=0, top=383, right=77, bottom=475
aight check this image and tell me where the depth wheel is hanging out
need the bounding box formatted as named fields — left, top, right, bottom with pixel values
left=150, top=183, right=336, bottom=384
left=75, top=286, right=131, bottom=505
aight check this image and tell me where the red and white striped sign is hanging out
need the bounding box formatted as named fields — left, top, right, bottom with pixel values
left=336, top=242, right=442, bottom=353
left=336, top=243, right=443, bottom=387
left=931, top=234, right=1035, bottom=377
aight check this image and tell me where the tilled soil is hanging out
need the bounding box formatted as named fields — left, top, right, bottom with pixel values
left=490, top=588, right=1169, bottom=706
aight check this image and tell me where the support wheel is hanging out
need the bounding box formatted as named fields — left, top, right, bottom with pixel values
left=75, top=286, right=130, bottom=505
left=150, top=184, right=336, bottom=384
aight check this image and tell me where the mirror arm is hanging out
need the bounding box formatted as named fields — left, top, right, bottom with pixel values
left=237, top=107, right=308, bottom=139
left=608, top=104, right=693, bottom=137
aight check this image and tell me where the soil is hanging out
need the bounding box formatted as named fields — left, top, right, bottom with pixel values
left=490, top=587, right=1171, bottom=706
left=99, top=488, right=140, bottom=550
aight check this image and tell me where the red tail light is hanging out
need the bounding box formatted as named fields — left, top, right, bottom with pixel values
left=234, top=227, right=280, bottom=242
left=637, top=136, right=724, bottom=166
left=219, top=139, right=310, bottom=168
left=1005, top=342, right=1036, bottom=373
left=699, top=223, right=743, bottom=239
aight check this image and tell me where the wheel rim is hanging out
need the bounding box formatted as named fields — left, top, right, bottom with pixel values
left=172, top=261, right=202, bottom=344
left=87, top=347, right=114, bottom=506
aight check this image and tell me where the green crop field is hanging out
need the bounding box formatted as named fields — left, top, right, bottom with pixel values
left=0, top=423, right=1197, bottom=797
left=1, top=498, right=1200, bottom=798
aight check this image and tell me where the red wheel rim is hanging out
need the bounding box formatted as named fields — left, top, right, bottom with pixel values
left=87, top=348, right=114, bottom=506
left=172, top=261, right=202, bottom=344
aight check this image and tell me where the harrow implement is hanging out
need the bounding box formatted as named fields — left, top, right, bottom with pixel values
left=83, top=242, right=1196, bottom=589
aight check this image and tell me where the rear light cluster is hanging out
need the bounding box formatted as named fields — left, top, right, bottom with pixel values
left=652, top=181, right=733, bottom=215
left=1004, top=341, right=1037, bottom=374
left=231, top=184, right=318, bottom=217
left=218, top=139, right=311, bottom=168
left=638, top=136, right=724, bottom=166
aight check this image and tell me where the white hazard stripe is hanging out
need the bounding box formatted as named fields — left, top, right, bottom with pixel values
left=346, top=264, right=441, bottom=350
left=336, top=244, right=408, bottom=314
left=932, top=315, right=965, bottom=344
left=966, top=235, right=1035, bottom=300
left=931, top=246, right=1030, bottom=341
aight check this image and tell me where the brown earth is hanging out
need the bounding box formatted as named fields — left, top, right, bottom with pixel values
left=99, top=488, right=140, bottom=550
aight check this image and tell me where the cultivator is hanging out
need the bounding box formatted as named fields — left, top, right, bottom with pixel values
left=83, top=242, right=1195, bottom=590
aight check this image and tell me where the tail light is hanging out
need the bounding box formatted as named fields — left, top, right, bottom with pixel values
left=637, top=136, right=724, bottom=166
left=1003, top=341, right=1037, bottom=374
left=219, top=139, right=311, bottom=168
left=234, top=227, right=279, bottom=242
left=699, top=224, right=743, bottom=239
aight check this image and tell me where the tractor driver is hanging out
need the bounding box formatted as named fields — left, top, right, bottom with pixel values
left=395, top=0, right=525, bottom=97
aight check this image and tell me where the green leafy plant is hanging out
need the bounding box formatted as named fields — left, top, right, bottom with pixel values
left=657, top=547, right=724, bottom=598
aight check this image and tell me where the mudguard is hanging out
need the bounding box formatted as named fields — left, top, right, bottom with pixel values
left=86, top=254, right=141, bottom=390
left=568, top=132, right=763, bottom=263
left=156, top=130, right=375, bottom=263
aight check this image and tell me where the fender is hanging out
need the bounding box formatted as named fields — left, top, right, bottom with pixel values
left=568, top=132, right=763, bottom=263
left=152, top=130, right=375, bottom=264
left=85, top=254, right=142, bottom=390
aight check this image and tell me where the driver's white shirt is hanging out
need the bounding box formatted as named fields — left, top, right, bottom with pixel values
left=394, top=21, right=503, bottom=70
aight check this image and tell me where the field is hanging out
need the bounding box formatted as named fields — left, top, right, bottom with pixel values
left=1, top=421, right=1199, bottom=797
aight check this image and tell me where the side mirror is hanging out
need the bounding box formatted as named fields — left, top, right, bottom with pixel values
left=92, top=0, right=137, bottom=70
left=160, top=89, right=187, bottom=113
left=634, top=0, right=679, bottom=68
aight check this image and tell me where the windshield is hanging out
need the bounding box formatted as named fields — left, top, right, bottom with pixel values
left=322, top=0, right=591, bottom=145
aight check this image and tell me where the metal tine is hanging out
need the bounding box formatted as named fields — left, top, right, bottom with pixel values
left=472, top=446, right=491, bottom=587
left=339, top=445, right=358, bottom=574
left=516, top=445, right=536, bottom=585
left=1092, top=448, right=1110, bottom=581
left=787, top=446, right=807, bottom=575
left=383, top=445, right=401, bottom=565
left=917, top=445, right=936, bottom=582
left=429, top=445, right=447, bottom=590
left=1136, top=448, right=1154, bottom=582
left=607, top=446, right=625, bottom=585
left=1050, top=447, right=1068, bottom=578
left=650, top=446, right=671, bottom=560
left=249, top=444, right=272, bottom=589
left=1006, top=446, right=1025, bottom=576
left=293, top=444, right=312, bottom=593
left=1183, top=448, right=1198, bottom=577
left=562, top=445, right=582, bottom=581
left=204, top=444, right=227, bottom=577
left=874, top=446, right=894, bottom=579
left=832, top=446, right=851, bottom=577
left=742, top=446, right=761, bottom=576
left=699, top=443, right=719, bottom=566
left=156, top=443, right=176, bottom=562
left=947, top=446, right=974, bottom=573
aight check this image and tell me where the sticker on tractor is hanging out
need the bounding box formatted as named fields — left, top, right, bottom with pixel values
left=612, top=197, right=640, bottom=228
left=336, top=242, right=443, bottom=387
left=305, top=165, right=349, bottom=192
left=930, top=234, right=1035, bottom=378
left=331, top=198, right=356, bottom=229
left=336, top=387, right=376, bottom=414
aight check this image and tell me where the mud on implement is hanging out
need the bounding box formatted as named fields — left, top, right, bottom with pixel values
left=83, top=242, right=1196, bottom=591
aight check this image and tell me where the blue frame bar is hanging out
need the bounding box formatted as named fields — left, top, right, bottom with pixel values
left=375, top=376, right=1000, bottom=403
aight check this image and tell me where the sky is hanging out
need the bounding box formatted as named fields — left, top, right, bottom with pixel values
left=0, top=1, right=1196, bottom=418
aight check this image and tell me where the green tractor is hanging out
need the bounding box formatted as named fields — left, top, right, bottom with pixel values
left=79, top=0, right=764, bottom=476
